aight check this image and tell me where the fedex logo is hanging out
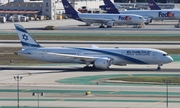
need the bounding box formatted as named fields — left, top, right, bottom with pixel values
left=118, top=16, right=132, bottom=20
left=105, top=7, right=113, bottom=10
left=148, top=3, right=154, bottom=6
left=64, top=5, right=70, bottom=8
left=158, top=12, right=175, bottom=17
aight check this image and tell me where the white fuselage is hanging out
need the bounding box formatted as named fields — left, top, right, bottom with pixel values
left=18, top=47, right=173, bottom=65
left=78, top=13, right=146, bottom=25
left=120, top=10, right=180, bottom=20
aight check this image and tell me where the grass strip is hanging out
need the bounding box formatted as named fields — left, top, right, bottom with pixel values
left=110, top=76, right=180, bottom=84
left=0, top=35, right=180, bottom=41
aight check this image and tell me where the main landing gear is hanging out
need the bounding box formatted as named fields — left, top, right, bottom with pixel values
left=174, top=20, right=180, bottom=28
left=99, top=24, right=112, bottom=28
left=157, top=64, right=163, bottom=70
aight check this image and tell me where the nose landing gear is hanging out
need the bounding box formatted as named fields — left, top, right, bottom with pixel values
left=157, top=64, right=163, bottom=70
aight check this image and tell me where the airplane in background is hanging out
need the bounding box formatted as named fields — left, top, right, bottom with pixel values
left=61, top=0, right=145, bottom=28
left=14, top=24, right=173, bottom=70
left=101, top=0, right=180, bottom=24
left=147, top=0, right=180, bottom=11
left=99, top=0, right=120, bottom=14
left=147, top=0, right=161, bottom=10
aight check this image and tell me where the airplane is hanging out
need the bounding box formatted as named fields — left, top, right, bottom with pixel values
left=99, top=0, right=120, bottom=14
left=61, top=0, right=145, bottom=28
left=101, top=0, right=180, bottom=24
left=14, top=24, right=173, bottom=70
left=147, top=0, right=161, bottom=10
left=147, top=0, right=179, bottom=11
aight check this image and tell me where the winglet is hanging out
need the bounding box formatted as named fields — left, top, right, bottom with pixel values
left=14, top=24, right=41, bottom=49
left=147, top=0, right=161, bottom=10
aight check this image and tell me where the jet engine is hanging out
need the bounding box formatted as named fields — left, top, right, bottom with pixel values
left=94, top=58, right=112, bottom=69
left=106, top=21, right=114, bottom=28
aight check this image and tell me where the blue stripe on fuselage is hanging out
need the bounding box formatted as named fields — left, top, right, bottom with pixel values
left=73, top=48, right=148, bottom=64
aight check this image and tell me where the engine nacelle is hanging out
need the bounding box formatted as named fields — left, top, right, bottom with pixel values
left=106, top=21, right=114, bottom=27
left=94, top=58, right=112, bottom=69
left=145, top=18, right=152, bottom=25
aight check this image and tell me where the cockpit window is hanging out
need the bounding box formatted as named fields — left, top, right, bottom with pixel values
left=163, top=54, right=169, bottom=56
left=139, top=17, right=142, bottom=19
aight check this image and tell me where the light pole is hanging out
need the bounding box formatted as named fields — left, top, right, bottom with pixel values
left=163, top=79, right=171, bottom=108
left=14, top=75, right=23, bottom=108
left=32, top=89, right=45, bottom=108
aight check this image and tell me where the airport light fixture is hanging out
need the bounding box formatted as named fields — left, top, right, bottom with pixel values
left=14, top=75, right=23, bottom=108
left=32, top=89, right=45, bottom=108
left=163, top=79, right=171, bottom=108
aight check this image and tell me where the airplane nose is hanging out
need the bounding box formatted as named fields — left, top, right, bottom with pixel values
left=167, top=56, right=173, bottom=63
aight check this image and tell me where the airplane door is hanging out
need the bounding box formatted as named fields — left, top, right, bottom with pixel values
left=152, top=52, right=157, bottom=59
left=77, top=51, right=83, bottom=56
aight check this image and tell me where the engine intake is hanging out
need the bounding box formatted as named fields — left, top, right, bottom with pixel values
left=94, top=58, right=112, bottom=69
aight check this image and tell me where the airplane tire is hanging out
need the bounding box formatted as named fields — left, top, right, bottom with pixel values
left=157, top=67, right=161, bottom=70
left=107, top=26, right=112, bottom=28
left=99, top=26, right=105, bottom=28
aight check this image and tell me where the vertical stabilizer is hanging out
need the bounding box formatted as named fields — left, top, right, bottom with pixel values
left=14, top=24, right=41, bottom=49
left=148, top=0, right=161, bottom=10
left=103, top=0, right=120, bottom=14
left=61, top=0, right=80, bottom=20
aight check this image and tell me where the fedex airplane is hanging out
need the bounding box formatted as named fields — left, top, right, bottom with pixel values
left=61, top=0, right=145, bottom=28
left=14, top=24, right=173, bottom=70
left=101, top=0, right=180, bottom=24
left=148, top=0, right=180, bottom=11
left=147, top=0, right=161, bottom=10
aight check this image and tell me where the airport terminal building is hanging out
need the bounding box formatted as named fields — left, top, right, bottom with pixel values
left=0, top=0, right=111, bottom=20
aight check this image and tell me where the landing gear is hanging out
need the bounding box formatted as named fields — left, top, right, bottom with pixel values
left=84, top=62, right=92, bottom=69
left=174, top=20, right=180, bottom=28
left=99, top=23, right=105, bottom=28
left=157, top=64, right=163, bottom=70
left=133, top=24, right=143, bottom=28
left=107, top=26, right=112, bottom=28
left=85, top=23, right=91, bottom=26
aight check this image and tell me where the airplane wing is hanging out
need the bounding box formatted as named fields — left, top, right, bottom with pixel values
left=81, top=17, right=113, bottom=23
left=89, top=44, right=99, bottom=48
left=44, top=52, right=98, bottom=62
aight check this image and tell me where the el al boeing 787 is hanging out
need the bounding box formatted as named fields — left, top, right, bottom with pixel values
left=15, top=24, right=173, bottom=70
left=14, top=24, right=173, bottom=70
left=61, top=0, right=145, bottom=28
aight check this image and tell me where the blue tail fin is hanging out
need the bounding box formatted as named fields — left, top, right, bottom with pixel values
left=61, top=0, right=80, bottom=20
left=103, top=0, right=114, bottom=6
left=148, top=0, right=161, bottom=10
left=14, top=24, right=41, bottom=49
left=102, top=0, right=120, bottom=14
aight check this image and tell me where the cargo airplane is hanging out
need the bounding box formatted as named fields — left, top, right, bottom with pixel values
left=147, top=0, right=161, bottom=10
left=101, top=0, right=180, bottom=24
left=61, top=0, right=145, bottom=28
left=14, top=24, right=173, bottom=70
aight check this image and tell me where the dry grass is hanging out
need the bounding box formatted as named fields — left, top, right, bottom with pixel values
left=1, top=35, right=180, bottom=41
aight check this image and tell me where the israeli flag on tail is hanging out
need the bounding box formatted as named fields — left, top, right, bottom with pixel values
left=14, top=24, right=41, bottom=49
